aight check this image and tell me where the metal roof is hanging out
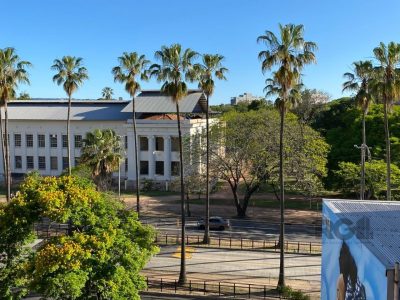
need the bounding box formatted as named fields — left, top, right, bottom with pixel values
left=3, top=101, right=131, bottom=121
left=122, top=90, right=207, bottom=113
left=324, top=199, right=400, bottom=268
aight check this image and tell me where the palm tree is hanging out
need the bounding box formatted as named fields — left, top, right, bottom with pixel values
left=194, top=54, right=228, bottom=244
left=0, top=48, right=31, bottom=201
left=17, top=92, right=30, bottom=100
left=112, top=52, right=149, bottom=214
left=150, top=44, right=198, bottom=284
left=101, top=87, right=114, bottom=100
left=80, top=129, right=123, bottom=190
left=52, top=56, right=88, bottom=176
left=372, top=42, right=400, bottom=201
left=257, top=24, right=316, bottom=288
left=343, top=61, right=374, bottom=200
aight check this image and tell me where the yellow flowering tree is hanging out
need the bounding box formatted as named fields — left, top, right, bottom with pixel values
left=0, top=172, right=158, bottom=299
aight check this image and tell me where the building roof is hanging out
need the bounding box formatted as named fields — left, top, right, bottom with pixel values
left=4, top=101, right=131, bottom=121
left=122, top=90, right=207, bottom=113
left=3, top=90, right=207, bottom=121
left=324, top=199, right=400, bottom=269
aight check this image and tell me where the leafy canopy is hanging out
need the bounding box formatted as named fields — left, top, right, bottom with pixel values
left=0, top=173, right=158, bottom=299
left=51, top=56, right=88, bottom=98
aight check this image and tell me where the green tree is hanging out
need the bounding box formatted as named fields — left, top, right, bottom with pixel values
left=257, top=24, right=317, bottom=288
left=17, top=92, right=30, bottom=100
left=0, top=47, right=31, bottom=201
left=101, top=86, right=114, bottom=100
left=292, top=88, right=329, bottom=127
left=149, top=44, right=198, bottom=284
left=209, top=110, right=328, bottom=217
left=194, top=54, right=228, bottom=244
left=0, top=173, right=158, bottom=299
left=80, top=129, right=123, bottom=190
left=52, top=56, right=89, bottom=176
left=112, top=52, right=149, bottom=214
left=372, top=42, right=400, bottom=200
left=343, top=61, right=374, bottom=199
left=334, top=160, right=400, bottom=199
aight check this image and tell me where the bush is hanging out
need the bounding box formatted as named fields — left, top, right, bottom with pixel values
left=277, top=285, right=310, bottom=300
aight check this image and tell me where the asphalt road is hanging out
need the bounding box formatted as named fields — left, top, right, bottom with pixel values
left=142, top=217, right=321, bottom=243
left=144, top=245, right=321, bottom=293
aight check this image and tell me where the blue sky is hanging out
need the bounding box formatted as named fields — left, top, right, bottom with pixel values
left=2, top=0, right=400, bottom=104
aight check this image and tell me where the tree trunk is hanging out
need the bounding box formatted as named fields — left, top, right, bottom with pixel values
left=383, top=103, right=391, bottom=200
left=0, top=107, right=7, bottom=200
left=132, top=97, right=140, bottom=215
left=277, top=108, right=285, bottom=288
left=67, top=95, right=72, bottom=175
left=176, top=102, right=186, bottom=285
left=203, top=94, right=210, bottom=244
left=4, top=99, right=10, bottom=201
left=360, top=111, right=366, bottom=200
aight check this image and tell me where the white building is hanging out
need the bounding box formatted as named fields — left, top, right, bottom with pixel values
left=230, top=92, right=259, bottom=105
left=1, top=90, right=210, bottom=189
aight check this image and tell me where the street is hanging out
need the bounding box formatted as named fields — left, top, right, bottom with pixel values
left=143, top=245, right=321, bottom=294
left=142, top=217, right=321, bottom=243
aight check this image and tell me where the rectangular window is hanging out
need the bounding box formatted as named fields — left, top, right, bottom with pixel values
left=171, top=137, right=179, bottom=152
left=38, top=156, right=46, bottom=170
left=155, top=137, right=164, bottom=151
left=62, top=135, right=68, bottom=148
left=140, top=137, right=148, bottom=151
left=74, top=157, right=80, bottom=166
left=125, top=158, right=128, bottom=172
left=50, top=134, right=58, bottom=148
left=50, top=156, right=58, bottom=170
left=38, top=134, right=45, bottom=148
left=26, top=134, right=33, bottom=148
left=14, top=134, right=21, bottom=147
left=140, top=161, right=149, bottom=175
left=171, top=161, right=180, bottom=176
left=155, top=161, right=164, bottom=175
left=74, top=135, right=82, bottom=148
left=14, top=156, right=22, bottom=169
left=26, top=156, right=34, bottom=169
left=62, top=157, right=69, bottom=170
left=124, top=136, right=128, bottom=149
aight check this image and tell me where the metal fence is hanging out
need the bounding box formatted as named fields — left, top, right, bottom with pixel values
left=146, top=277, right=285, bottom=299
left=32, top=222, right=321, bottom=254
left=155, top=233, right=322, bottom=254
left=145, top=277, right=319, bottom=299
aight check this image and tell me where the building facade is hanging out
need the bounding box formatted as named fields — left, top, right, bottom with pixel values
left=230, top=92, right=259, bottom=105
left=1, top=90, right=210, bottom=189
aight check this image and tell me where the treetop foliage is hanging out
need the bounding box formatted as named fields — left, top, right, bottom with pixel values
left=0, top=173, right=158, bottom=299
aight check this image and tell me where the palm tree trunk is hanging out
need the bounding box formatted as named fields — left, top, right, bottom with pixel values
left=132, top=97, right=140, bottom=215
left=383, top=102, right=391, bottom=200
left=67, top=95, right=72, bottom=176
left=176, top=101, right=186, bottom=285
left=360, top=111, right=366, bottom=200
left=203, top=94, right=210, bottom=244
left=0, top=107, right=7, bottom=199
left=277, top=108, right=285, bottom=288
left=4, top=99, right=10, bottom=201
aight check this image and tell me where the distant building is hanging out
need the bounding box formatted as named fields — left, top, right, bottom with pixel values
left=230, top=93, right=259, bottom=105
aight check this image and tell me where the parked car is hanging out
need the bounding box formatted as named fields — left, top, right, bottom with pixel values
left=197, top=216, right=230, bottom=231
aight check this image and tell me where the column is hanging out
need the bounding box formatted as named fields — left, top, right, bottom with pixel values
left=164, top=136, right=171, bottom=180
left=148, top=135, right=155, bottom=179
left=126, top=128, right=136, bottom=181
